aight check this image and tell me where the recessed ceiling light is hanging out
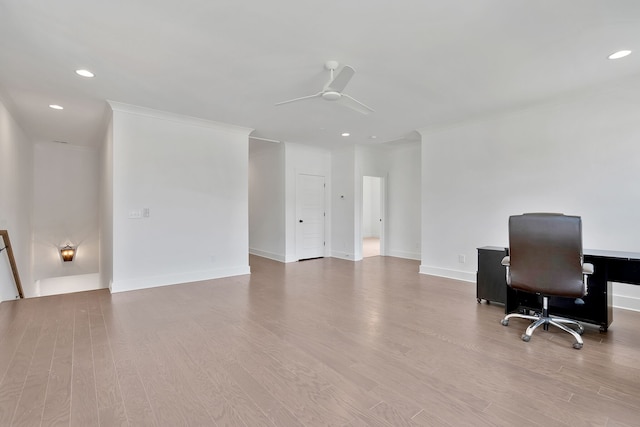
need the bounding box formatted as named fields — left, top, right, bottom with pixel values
left=341, top=132, right=350, bottom=137
left=608, top=50, right=632, bottom=60
left=75, top=69, right=95, bottom=77
left=49, top=104, right=64, bottom=110
left=370, top=135, right=377, bottom=139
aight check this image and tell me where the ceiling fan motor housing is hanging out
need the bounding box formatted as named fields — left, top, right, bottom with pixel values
left=322, top=91, right=341, bottom=101
left=325, top=60, right=339, bottom=71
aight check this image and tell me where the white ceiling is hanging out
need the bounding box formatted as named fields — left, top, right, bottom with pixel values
left=1, top=0, right=640, bottom=149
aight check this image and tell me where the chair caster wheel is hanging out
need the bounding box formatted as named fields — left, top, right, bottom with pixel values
left=521, top=334, right=531, bottom=342
left=501, top=319, right=509, bottom=326
left=573, top=342, right=583, bottom=350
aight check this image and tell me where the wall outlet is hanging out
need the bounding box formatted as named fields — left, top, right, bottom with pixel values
left=458, top=254, right=466, bottom=264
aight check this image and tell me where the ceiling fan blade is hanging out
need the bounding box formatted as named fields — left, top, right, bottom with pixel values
left=275, top=92, right=322, bottom=106
left=327, top=65, right=355, bottom=92
left=339, top=93, right=375, bottom=115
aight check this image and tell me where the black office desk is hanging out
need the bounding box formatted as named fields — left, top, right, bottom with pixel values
left=477, top=246, right=640, bottom=331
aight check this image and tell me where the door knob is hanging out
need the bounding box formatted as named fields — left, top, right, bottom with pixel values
left=299, top=219, right=303, bottom=223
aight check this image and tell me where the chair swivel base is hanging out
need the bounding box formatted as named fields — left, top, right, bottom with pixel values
left=501, top=312, right=584, bottom=349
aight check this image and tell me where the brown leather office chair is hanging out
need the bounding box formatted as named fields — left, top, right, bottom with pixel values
left=500, top=213, right=594, bottom=349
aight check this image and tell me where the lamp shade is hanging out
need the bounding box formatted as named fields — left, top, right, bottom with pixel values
left=60, top=245, right=76, bottom=262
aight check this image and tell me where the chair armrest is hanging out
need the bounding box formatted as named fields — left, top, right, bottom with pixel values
left=583, top=263, right=594, bottom=275
left=501, top=256, right=511, bottom=285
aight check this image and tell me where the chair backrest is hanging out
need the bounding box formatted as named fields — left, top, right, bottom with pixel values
left=508, top=213, right=585, bottom=298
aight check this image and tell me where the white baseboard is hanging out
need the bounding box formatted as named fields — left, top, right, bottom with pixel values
left=249, top=248, right=286, bottom=263
left=419, top=265, right=476, bottom=282
left=250, top=250, right=334, bottom=263
left=611, top=282, right=640, bottom=312
left=331, top=251, right=356, bottom=261
left=111, top=265, right=250, bottom=293
left=612, top=294, right=640, bottom=312
left=386, top=249, right=421, bottom=261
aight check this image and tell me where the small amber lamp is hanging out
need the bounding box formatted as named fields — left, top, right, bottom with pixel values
left=60, top=245, right=76, bottom=262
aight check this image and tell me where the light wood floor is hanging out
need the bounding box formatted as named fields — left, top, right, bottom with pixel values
left=1, top=255, right=640, bottom=426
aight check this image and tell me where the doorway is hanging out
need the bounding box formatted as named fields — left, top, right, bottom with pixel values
left=362, top=176, right=384, bottom=257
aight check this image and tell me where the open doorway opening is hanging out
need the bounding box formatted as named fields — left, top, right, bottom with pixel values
left=362, top=176, right=383, bottom=257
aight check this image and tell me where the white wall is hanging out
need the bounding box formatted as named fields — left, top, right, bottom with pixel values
left=284, top=142, right=332, bottom=262
left=331, top=146, right=357, bottom=260
left=419, top=75, right=640, bottom=310
left=0, top=94, right=33, bottom=301
left=31, top=142, right=100, bottom=291
left=109, top=102, right=252, bottom=292
left=386, top=142, right=421, bottom=260
left=358, top=143, right=422, bottom=261
left=33, top=273, right=100, bottom=297
left=249, top=141, right=286, bottom=261
left=248, top=141, right=331, bottom=263
left=99, top=112, right=114, bottom=290
left=331, top=143, right=422, bottom=261
left=249, top=141, right=420, bottom=264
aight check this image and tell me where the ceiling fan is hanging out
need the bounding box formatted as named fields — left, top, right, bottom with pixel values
left=275, top=60, right=374, bottom=115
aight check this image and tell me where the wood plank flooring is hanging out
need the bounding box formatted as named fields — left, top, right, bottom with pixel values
left=1, top=255, right=639, bottom=426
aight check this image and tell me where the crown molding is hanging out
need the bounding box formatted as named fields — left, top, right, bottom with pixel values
left=107, top=101, right=253, bottom=135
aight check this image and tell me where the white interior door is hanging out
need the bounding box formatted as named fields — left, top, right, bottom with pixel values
left=296, top=174, right=325, bottom=260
